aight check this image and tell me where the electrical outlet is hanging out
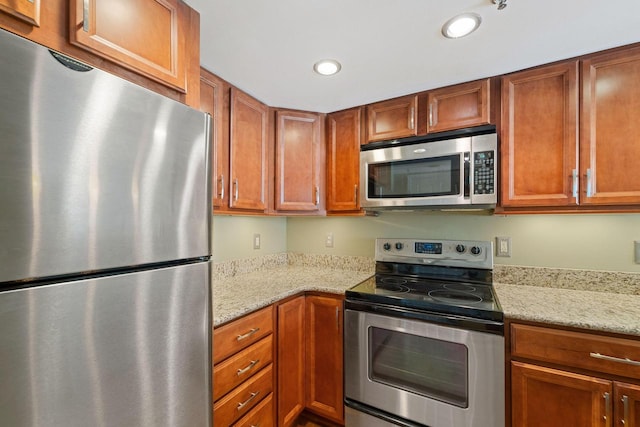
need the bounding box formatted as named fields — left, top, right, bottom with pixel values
left=253, top=233, right=261, bottom=250
left=496, top=236, right=511, bottom=257
left=325, top=232, right=334, bottom=248
left=635, top=241, right=640, bottom=264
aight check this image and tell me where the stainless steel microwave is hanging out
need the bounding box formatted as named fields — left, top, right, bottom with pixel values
left=360, top=127, right=498, bottom=210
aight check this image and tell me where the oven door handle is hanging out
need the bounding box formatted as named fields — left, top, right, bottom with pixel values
left=464, top=151, right=471, bottom=199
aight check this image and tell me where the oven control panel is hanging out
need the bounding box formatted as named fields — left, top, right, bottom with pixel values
left=376, top=238, right=493, bottom=269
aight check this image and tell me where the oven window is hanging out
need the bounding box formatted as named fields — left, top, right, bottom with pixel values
left=367, top=155, right=460, bottom=198
left=368, top=326, right=468, bottom=408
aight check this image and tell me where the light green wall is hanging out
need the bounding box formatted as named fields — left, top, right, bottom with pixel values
left=287, top=213, right=640, bottom=272
left=212, top=215, right=287, bottom=262
left=212, top=213, right=640, bottom=272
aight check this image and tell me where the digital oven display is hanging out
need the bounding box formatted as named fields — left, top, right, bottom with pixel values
left=414, top=242, right=442, bottom=254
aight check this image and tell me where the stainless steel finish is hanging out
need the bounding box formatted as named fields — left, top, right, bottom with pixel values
left=335, top=306, right=340, bottom=330
left=354, top=184, right=358, bottom=203
left=429, top=103, right=434, bottom=127
left=237, top=360, right=260, bottom=376
left=344, top=309, right=505, bottom=427
left=590, top=352, right=640, bottom=366
left=237, top=392, right=260, bottom=411
left=346, top=406, right=398, bottom=427
left=360, top=132, right=497, bottom=209
left=237, top=327, right=260, bottom=341
left=0, top=30, right=210, bottom=284
left=234, top=178, right=239, bottom=201
left=315, top=185, right=320, bottom=205
left=0, top=262, right=211, bottom=427
left=219, top=174, right=225, bottom=200
left=586, top=168, right=593, bottom=197
left=623, top=394, right=630, bottom=425
left=572, top=168, right=579, bottom=199
left=375, top=238, right=493, bottom=269
left=82, top=0, right=89, bottom=32
left=409, top=106, right=415, bottom=129
left=604, top=392, right=611, bottom=421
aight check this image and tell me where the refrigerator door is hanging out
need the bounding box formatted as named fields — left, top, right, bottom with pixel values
left=0, top=29, right=210, bottom=284
left=0, top=262, right=211, bottom=427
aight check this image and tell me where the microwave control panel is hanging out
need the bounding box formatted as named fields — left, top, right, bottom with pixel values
left=473, top=151, right=495, bottom=195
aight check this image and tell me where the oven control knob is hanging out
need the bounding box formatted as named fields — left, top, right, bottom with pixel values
left=470, top=246, right=482, bottom=255
left=395, top=242, right=404, bottom=250
left=456, top=244, right=466, bottom=253
left=383, top=242, right=392, bottom=251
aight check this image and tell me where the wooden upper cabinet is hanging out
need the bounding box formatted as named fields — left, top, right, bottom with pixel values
left=199, top=69, right=230, bottom=211
left=581, top=46, right=640, bottom=206
left=366, top=94, right=418, bottom=142
left=0, top=0, right=40, bottom=26
left=305, top=295, right=344, bottom=424
left=500, top=61, right=579, bottom=208
left=275, top=110, right=323, bottom=213
left=427, top=79, right=491, bottom=133
left=326, top=107, right=363, bottom=213
left=229, top=88, right=269, bottom=212
left=70, top=0, right=187, bottom=92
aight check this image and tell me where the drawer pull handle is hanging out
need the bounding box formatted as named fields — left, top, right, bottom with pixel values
left=623, top=395, right=629, bottom=425
left=237, top=328, right=260, bottom=341
left=590, top=352, right=640, bottom=366
left=237, top=359, right=260, bottom=376
left=237, top=391, right=260, bottom=411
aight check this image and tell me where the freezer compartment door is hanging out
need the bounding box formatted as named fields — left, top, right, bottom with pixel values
left=0, top=262, right=211, bottom=427
left=0, top=28, right=210, bottom=283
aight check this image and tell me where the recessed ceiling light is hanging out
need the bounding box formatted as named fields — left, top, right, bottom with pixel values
left=441, top=13, right=482, bottom=39
left=313, top=59, right=341, bottom=76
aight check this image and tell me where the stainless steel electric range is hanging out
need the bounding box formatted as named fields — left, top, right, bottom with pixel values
left=344, top=238, right=505, bottom=427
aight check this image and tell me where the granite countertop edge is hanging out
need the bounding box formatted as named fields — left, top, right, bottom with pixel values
left=213, top=266, right=640, bottom=338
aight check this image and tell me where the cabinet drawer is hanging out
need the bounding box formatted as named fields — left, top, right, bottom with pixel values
left=511, top=324, right=640, bottom=380
left=214, top=335, right=273, bottom=401
left=213, top=364, right=273, bottom=426
left=214, top=306, right=274, bottom=363
left=232, top=392, right=274, bottom=427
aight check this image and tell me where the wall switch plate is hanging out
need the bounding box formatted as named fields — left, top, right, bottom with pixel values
left=496, top=236, right=511, bottom=257
left=325, top=232, right=334, bottom=248
left=253, top=233, right=261, bottom=250
left=635, top=241, right=640, bottom=264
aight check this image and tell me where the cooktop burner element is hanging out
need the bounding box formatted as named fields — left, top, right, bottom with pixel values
left=346, top=238, right=503, bottom=322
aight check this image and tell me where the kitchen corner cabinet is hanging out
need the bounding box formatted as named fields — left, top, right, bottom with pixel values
left=0, top=0, right=39, bottom=26
left=229, top=88, right=269, bottom=212
left=305, top=295, right=345, bottom=424
left=199, top=69, right=230, bottom=211
left=366, top=94, right=418, bottom=142
left=580, top=46, right=640, bottom=206
left=500, top=61, right=579, bottom=208
left=326, top=107, right=363, bottom=213
left=70, top=0, right=188, bottom=92
left=426, top=79, right=491, bottom=133
left=275, top=110, right=324, bottom=213
left=277, top=296, right=306, bottom=427
left=509, top=322, right=640, bottom=427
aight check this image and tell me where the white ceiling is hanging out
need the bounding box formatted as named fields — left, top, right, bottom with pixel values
left=185, top=0, right=640, bottom=113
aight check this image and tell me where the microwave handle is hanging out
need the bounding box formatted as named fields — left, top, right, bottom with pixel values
left=464, top=152, right=471, bottom=198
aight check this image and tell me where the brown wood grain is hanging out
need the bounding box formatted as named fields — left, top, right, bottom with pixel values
left=213, top=306, right=274, bottom=364
left=366, top=94, right=418, bottom=142
left=0, top=0, right=40, bottom=25
left=615, top=382, right=640, bottom=427
left=427, top=79, right=491, bottom=133
left=232, top=392, right=275, bottom=427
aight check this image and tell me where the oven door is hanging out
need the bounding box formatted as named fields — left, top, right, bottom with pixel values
left=344, top=308, right=504, bottom=427
left=360, top=137, right=470, bottom=209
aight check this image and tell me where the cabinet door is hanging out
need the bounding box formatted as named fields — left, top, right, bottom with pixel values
left=501, top=62, right=579, bottom=207
left=277, top=296, right=306, bottom=427
left=0, top=0, right=40, bottom=25
left=326, top=108, right=363, bottom=212
left=615, top=382, right=640, bottom=427
left=275, top=110, right=323, bottom=212
left=366, top=95, right=417, bottom=142
left=70, top=0, right=187, bottom=92
left=427, top=79, right=490, bottom=133
left=305, top=295, right=344, bottom=424
left=229, top=88, right=269, bottom=212
left=200, top=69, right=229, bottom=211
left=511, top=361, right=612, bottom=427
left=581, top=46, right=640, bottom=205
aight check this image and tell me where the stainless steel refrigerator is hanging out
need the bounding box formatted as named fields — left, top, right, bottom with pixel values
left=0, top=28, right=212, bottom=426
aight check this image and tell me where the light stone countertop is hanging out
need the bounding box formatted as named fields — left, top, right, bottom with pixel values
left=212, top=266, right=372, bottom=326
left=495, top=283, right=640, bottom=336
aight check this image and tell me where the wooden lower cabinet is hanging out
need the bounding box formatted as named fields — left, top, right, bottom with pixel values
left=233, top=392, right=275, bottom=427
left=615, top=382, right=640, bottom=427
left=277, top=296, right=306, bottom=427
left=305, top=295, right=344, bottom=424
